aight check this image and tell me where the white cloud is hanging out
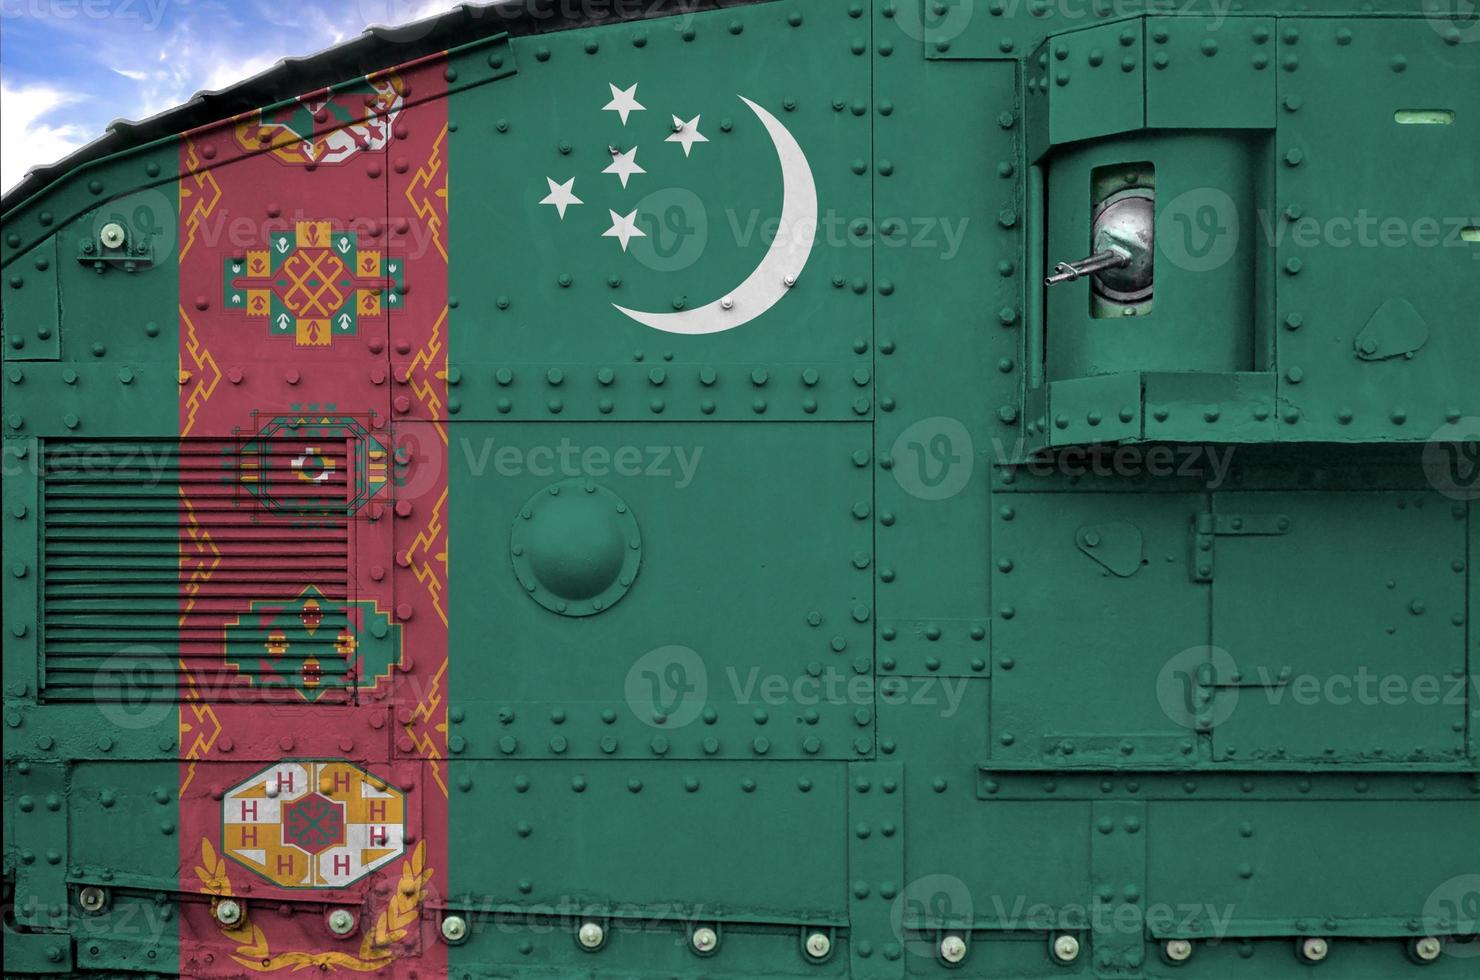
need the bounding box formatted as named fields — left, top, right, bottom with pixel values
left=1, top=0, right=466, bottom=196
left=1, top=81, right=90, bottom=195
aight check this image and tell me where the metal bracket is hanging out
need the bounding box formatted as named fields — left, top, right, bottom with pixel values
left=77, top=238, right=154, bottom=273
left=1190, top=512, right=1290, bottom=582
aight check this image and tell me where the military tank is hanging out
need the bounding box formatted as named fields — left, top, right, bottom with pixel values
left=3, top=0, right=1477, bottom=976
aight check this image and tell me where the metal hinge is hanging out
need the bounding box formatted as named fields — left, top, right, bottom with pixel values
left=1190, top=511, right=1291, bottom=582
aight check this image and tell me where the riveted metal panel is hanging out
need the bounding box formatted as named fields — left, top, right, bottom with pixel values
left=991, top=491, right=1211, bottom=767
left=1146, top=796, right=1480, bottom=932
left=2, top=442, right=41, bottom=705
left=1026, top=20, right=1146, bottom=161
left=1273, top=18, right=1480, bottom=440
left=8, top=761, right=70, bottom=929
left=1209, top=491, right=1468, bottom=763
left=447, top=760, right=847, bottom=917
left=446, top=9, right=873, bottom=424
left=2, top=241, right=60, bottom=362
left=1046, top=371, right=1143, bottom=446
left=447, top=420, right=873, bottom=762
left=70, top=762, right=184, bottom=895
left=1144, top=16, right=1278, bottom=130
left=5, top=3, right=1480, bottom=977
left=846, top=762, right=904, bottom=978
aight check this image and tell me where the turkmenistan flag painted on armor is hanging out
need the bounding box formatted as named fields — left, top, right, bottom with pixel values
left=173, top=55, right=449, bottom=975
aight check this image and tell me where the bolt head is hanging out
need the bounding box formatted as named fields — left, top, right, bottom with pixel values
left=1413, top=937, right=1442, bottom=962
left=577, top=920, right=605, bottom=950
left=940, top=933, right=968, bottom=964
left=721, top=296, right=735, bottom=310
left=805, top=932, right=832, bottom=959
left=1301, top=937, right=1329, bottom=962
left=78, top=886, right=107, bottom=913
left=440, top=915, right=467, bottom=943
left=1052, top=934, right=1081, bottom=962
left=1165, top=938, right=1193, bottom=963
left=214, top=899, right=242, bottom=927
left=99, top=223, right=126, bottom=250
left=692, top=926, right=718, bottom=953
left=327, top=908, right=356, bottom=936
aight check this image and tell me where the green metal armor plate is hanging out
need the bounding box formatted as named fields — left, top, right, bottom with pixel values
left=2, top=1, right=1477, bottom=977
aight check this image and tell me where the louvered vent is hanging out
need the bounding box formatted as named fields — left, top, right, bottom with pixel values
left=41, top=439, right=354, bottom=702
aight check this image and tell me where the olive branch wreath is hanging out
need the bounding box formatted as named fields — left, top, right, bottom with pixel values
left=195, top=837, right=431, bottom=972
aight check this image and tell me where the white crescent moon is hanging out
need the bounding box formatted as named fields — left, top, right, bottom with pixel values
left=613, top=96, right=817, bottom=335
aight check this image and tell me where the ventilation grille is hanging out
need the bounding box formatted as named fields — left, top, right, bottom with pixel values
left=41, top=439, right=353, bottom=702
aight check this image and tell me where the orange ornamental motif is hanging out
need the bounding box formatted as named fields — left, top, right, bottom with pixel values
left=221, top=221, right=404, bottom=348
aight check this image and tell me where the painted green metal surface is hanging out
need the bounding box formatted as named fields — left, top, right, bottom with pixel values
left=3, top=1, right=1479, bottom=978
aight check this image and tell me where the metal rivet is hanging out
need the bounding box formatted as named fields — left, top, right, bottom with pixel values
left=1165, top=939, right=1193, bottom=963
left=577, top=920, right=605, bottom=950
left=441, top=915, right=467, bottom=943
left=691, top=926, right=718, bottom=954
left=1052, top=934, right=1081, bottom=963
left=805, top=931, right=831, bottom=959
left=79, top=887, right=108, bottom=914
left=215, top=899, right=242, bottom=926
left=327, top=909, right=356, bottom=936
left=1412, top=937, right=1442, bottom=963
left=940, top=934, right=967, bottom=964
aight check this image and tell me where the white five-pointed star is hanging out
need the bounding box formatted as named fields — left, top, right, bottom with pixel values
left=603, top=209, right=646, bottom=252
left=602, top=83, right=645, bottom=125
left=665, top=114, right=709, bottom=157
left=539, top=176, right=583, bottom=219
left=603, top=146, right=646, bottom=188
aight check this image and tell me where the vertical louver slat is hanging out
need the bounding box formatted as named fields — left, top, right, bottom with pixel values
left=41, top=439, right=351, bottom=702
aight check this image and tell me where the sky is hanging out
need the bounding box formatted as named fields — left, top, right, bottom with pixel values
left=0, top=0, right=464, bottom=195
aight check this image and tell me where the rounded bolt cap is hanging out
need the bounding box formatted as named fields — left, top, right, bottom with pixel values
left=805, top=931, right=832, bottom=959
left=1300, top=937, right=1329, bottom=962
left=1412, top=937, right=1442, bottom=963
left=940, top=933, right=968, bottom=964
left=1052, top=933, right=1081, bottom=963
left=1165, top=938, right=1193, bottom=963
left=577, top=920, right=605, bottom=950
left=99, top=222, right=127, bottom=249
left=440, top=915, right=467, bottom=944
left=215, top=899, right=243, bottom=927
left=78, top=886, right=108, bottom=914
left=692, top=925, right=719, bottom=954
left=327, top=908, right=356, bottom=936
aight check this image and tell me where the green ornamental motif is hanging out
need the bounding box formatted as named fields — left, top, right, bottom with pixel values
left=233, top=411, right=391, bottom=517
left=223, top=586, right=401, bottom=701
